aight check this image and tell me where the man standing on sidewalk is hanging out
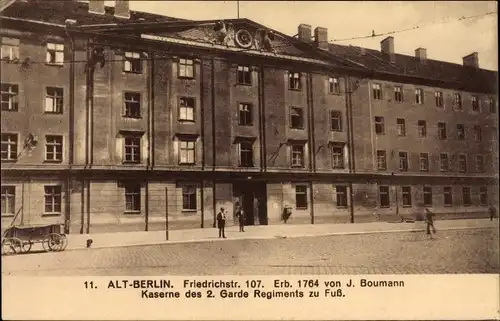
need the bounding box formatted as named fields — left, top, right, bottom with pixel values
left=236, top=209, right=245, bottom=232
left=425, top=208, right=436, bottom=237
left=217, top=207, right=227, bottom=238
left=489, top=204, right=497, bottom=221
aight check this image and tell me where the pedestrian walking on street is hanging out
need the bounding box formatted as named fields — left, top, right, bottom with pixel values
left=216, top=207, right=227, bottom=238
left=425, top=208, right=436, bottom=237
left=489, top=204, right=497, bottom=221
left=236, top=208, right=245, bottom=232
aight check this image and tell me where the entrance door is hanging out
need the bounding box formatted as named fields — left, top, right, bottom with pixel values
left=233, top=182, right=268, bottom=226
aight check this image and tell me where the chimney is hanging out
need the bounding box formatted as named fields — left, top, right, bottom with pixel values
left=415, top=47, right=427, bottom=62
left=314, top=27, right=328, bottom=50
left=380, top=36, right=395, bottom=62
left=114, top=0, right=130, bottom=19
left=88, top=0, right=105, bottom=15
left=298, top=24, right=312, bottom=42
left=463, top=52, right=479, bottom=68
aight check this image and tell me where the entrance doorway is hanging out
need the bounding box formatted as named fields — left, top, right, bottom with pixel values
left=233, top=182, right=268, bottom=225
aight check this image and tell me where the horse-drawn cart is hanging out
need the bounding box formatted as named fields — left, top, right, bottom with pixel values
left=2, top=223, right=68, bottom=255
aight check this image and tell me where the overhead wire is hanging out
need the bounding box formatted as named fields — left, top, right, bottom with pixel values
left=330, top=11, right=497, bottom=43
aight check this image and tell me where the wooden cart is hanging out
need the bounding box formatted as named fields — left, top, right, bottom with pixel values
left=2, top=223, right=68, bottom=255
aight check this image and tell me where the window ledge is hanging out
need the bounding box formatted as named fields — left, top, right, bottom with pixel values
left=178, top=119, right=196, bottom=123
left=123, top=116, right=142, bottom=119
left=379, top=206, right=390, bottom=209
left=44, top=160, right=63, bottom=164
left=124, top=211, right=141, bottom=215
left=328, top=92, right=341, bottom=96
left=45, top=63, right=64, bottom=67
left=1, top=159, right=17, bottom=163
left=238, top=123, right=254, bottom=127
left=1, top=109, right=19, bottom=112
left=402, top=205, right=412, bottom=208
left=42, top=212, right=62, bottom=217
left=44, top=112, right=63, bottom=115
left=288, top=88, right=302, bottom=92
left=336, top=206, right=348, bottom=209
left=123, top=71, right=143, bottom=75
left=178, top=76, right=195, bottom=80
left=179, top=163, right=196, bottom=166
left=237, top=82, right=252, bottom=86
left=122, top=161, right=142, bottom=165
left=295, top=207, right=308, bottom=210
left=181, top=210, right=197, bottom=213
left=1, top=214, right=15, bottom=218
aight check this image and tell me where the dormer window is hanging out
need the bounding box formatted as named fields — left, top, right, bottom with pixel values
left=46, top=43, right=64, bottom=65
left=124, top=52, right=142, bottom=73
left=1, top=37, right=20, bottom=61
left=328, top=77, right=340, bottom=94
left=288, top=72, right=301, bottom=90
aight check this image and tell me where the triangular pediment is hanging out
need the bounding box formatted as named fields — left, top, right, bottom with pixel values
left=86, top=18, right=353, bottom=68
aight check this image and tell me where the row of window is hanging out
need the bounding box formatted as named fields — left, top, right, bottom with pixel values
left=374, top=117, right=492, bottom=141
left=1, top=84, right=63, bottom=113
left=1, top=184, right=490, bottom=216
left=1, top=133, right=62, bottom=161
left=372, top=83, right=496, bottom=113
left=293, top=185, right=490, bottom=210
left=376, top=150, right=487, bottom=173
left=0, top=184, right=198, bottom=215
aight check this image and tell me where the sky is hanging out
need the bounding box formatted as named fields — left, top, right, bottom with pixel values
left=107, top=1, right=498, bottom=71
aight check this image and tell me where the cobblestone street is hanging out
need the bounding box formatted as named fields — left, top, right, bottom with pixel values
left=2, top=228, right=498, bottom=276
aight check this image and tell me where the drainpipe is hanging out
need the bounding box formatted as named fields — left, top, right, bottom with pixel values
left=345, top=76, right=354, bottom=223
left=65, top=23, right=75, bottom=234
left=307, top=72, right=315, bottom=224
left=211, top=58, right=217, bottom=228
left=200, top=58, right=205, bottom=228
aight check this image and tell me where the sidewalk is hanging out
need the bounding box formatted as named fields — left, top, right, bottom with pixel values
left=63, top=218, right=498, bottom=251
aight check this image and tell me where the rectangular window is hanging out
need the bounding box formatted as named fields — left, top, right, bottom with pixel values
left=476, top=155, right=485, bottom=173
left=417, top=120, right=427, bottom=138
left=295, top=185, right=308, bottom=209
left=291, top=144, right=304, bottom=168
left=396, top=118, right=406, bottom=136
left=399, top=151, right=408, bottom=171
left=439, top=153, right=449, bottom=172
left=402, top=186, right=412, bottom=207
left=438, top=122, right=447, bottom=139
left=489, top=98, right=496, bottom=113
left=444, top=187, right=453, bottom=206
left=45, top=87, right=63, bottom=113
left=335, top=185, right=347, bottom=208
left=238, top=103, right=253, bottom=126
left=123, top=52, right=141, bottom=73
left=419, top=153, right=429, bottom=172
left=1, top=186, right=15, bottom=216
left=46, top=43, right=64, bottom=65
left=379, top=186, right=390, bottom=208
left=471, top=96, right=479, bottom=111
left=376, top=150, right=387, bottom=170
left=1, top=133, right=18, bottom=161
left=1, top=83, right=19, bottom=111
left=288, top=72, right=301, bottom=90
left=473, top=126, right=482, bottom=141
left=374, top=116, right=385, bottom=134
left=423, top=186, right=433, bottom=206
left=124, top=92, right=141, bottom=118
left=290, top=107, right=304, bottom=129
left=415, top=88, right=424, bottom=104
left=329, top=77, right=340, bottom=94
left=456, top=124, right=465, bottom=140
left=239, top=141, right=254, bottom=167
left=45, top=135, right=63, bottom=161
left=454, top=93, right=462, bottom=109
left=479, top=187, right=488, bottom=206
left=124, top=136, right=141, bottom=163
left=178, top=58, right=194, bottom=78
left=1, top=37, right=20, bottom=61
left=435, top=91, right=444, bottom=107
left=237, top=65, right=252, bottom=85
left=462, top=187, right=471, bottom=206
left=372, top=83, right=382, bottom=100
left=458, top=154, right=467, bottom=173
left=330, top=111, right=342, bottom=132
left=331, top=145, right=344, bottom=169
left=179, top=97, right=195, bottom=121
left=179, top=140, right=195, bottom=164
left=44, top=186, right=62, bottom=213
left=182, top=185, right=197, bottom=210
left=394, top=86, right=403, bottom=102
left=125, top=183, right=141, bottom=212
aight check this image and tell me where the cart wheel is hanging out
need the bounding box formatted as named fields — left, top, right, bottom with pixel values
left=47, top=233, right=64, bottom=252
left=60, top=234, right=68, bottom=251
left=2, top=237, right=22, bottom=255
left=21, top=241, right=32, bottom=253
left=42, top=237, right=51, bottom=252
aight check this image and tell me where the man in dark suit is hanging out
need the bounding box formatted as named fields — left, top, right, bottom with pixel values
left=216, top=207, right=227, bottom=238
left=425, top=208, right=436, bottom=236
left=489, top=204, right=497, bottom=221
left=236, top=209, right=245, bottom=232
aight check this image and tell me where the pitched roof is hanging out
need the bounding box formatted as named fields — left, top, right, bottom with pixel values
left=1, top=0, right=186, bottom=25
left=327, top=43, right=497, bottom=94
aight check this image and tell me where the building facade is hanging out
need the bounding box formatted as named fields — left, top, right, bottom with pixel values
left=1, top=0, right=498, bottom=234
